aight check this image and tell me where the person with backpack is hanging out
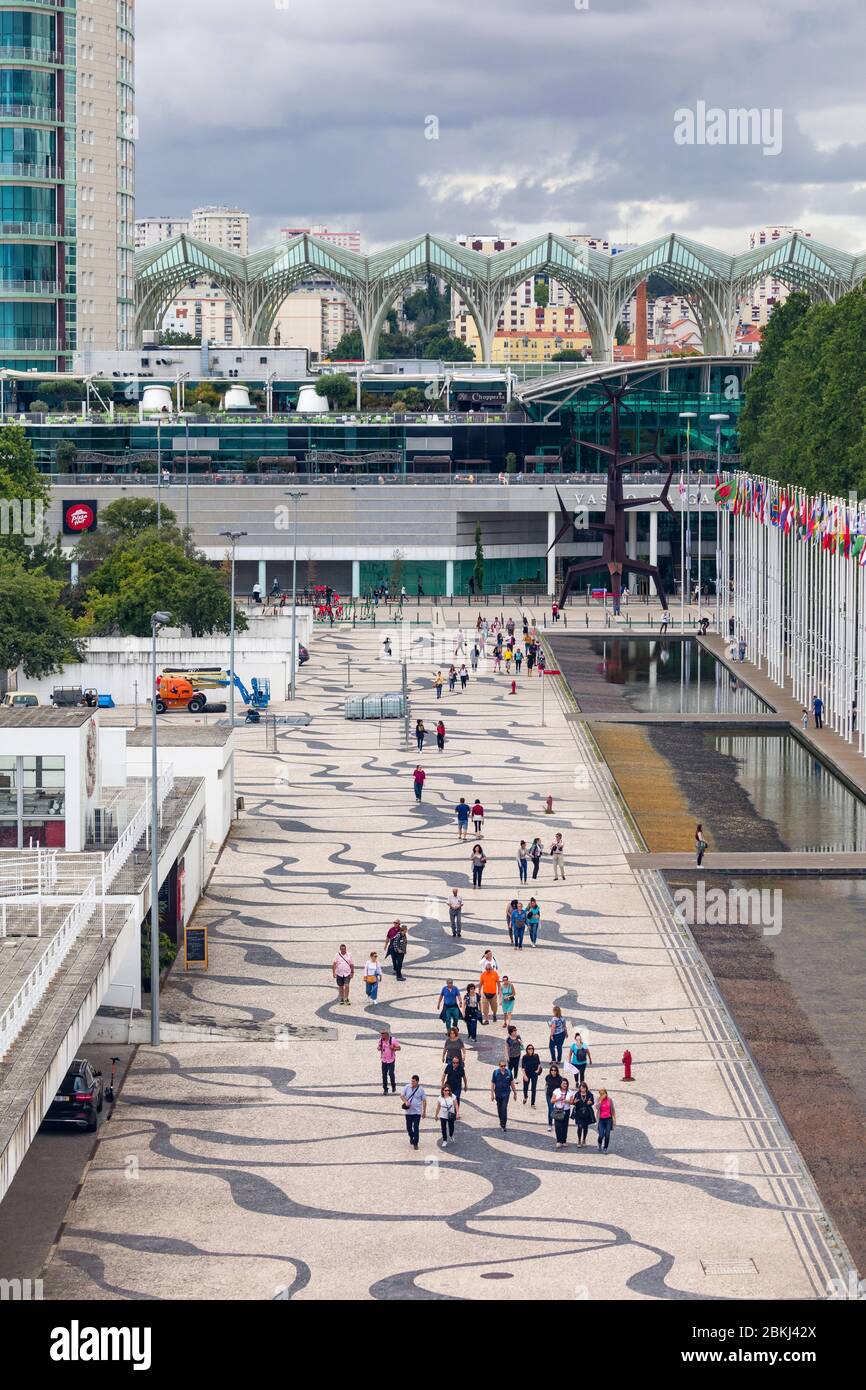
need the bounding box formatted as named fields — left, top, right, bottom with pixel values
left=401, top=1076, right=426, bottom=1149
left=435, top=1084, right=459, bottom=1148
left=377, top=1030, right=401, bottom=1094
left=572, top=1082, right=596, bottom=1146
left=526, top=897, right=541, bottom=946
left=384, top=920, right=407, bottom=980
left=521, top=1044, right=542, bottom=1106
left=413, top=766, right=426, bottom=802
left=569, top=1033, right=592, bottom=1086
left=549, top=1005, right=568, bottom=1062
left=504, top=1024, right=523, bottom=1079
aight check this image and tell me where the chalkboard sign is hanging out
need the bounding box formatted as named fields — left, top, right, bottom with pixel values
left=184, top=925, right=208, bottom=969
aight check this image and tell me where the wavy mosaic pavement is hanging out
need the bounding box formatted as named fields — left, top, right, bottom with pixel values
left=44, top=623, right=856, bottom=1301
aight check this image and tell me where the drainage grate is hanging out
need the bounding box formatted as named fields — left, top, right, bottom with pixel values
left=701, top=1259, right=759, bottom=1277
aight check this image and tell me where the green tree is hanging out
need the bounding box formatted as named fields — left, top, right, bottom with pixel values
left=473, top=521, right=485, bottom=595
left=55, top=439, right=78, bottom=474
left=328, top=328, right=363, bottom=360
left=739, top=291, right=811, bottom=466
left=419, top=328, right=475, bottom=361
left=505, top=451, right=518, bottom=475
left=85, top=535, right=247, bottom=638
left=614, top=321, right=631, bottom=346
left=159, top=329, right=201, bottom=346
left=315, top=372, right=356, bottom=409
left=74, top=498, right=184, bottom=566
left=551, top=347, right=587, bottom=361
left=0, top=426, right=49, bottom=561
left=185, top=382, right=221, bottom=411
left=534, top=279, right=550, bottom=308
left=0, top=552, right=84, bottom=676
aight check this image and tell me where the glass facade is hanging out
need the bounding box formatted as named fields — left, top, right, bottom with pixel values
left=0, top=1, right=74, bottom=369
left=0, top=754, right=66, bottom=848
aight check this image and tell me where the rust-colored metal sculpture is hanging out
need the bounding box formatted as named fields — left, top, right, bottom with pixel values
left=549, top=380, right=675, bottom=612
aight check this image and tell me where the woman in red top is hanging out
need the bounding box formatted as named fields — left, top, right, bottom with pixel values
left=471, top=800, right=484, bottom=834
left=436, top=720, right=446, bottom=751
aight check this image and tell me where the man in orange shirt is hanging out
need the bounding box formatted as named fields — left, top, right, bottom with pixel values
left=479, top=964, right=500, bottom=1024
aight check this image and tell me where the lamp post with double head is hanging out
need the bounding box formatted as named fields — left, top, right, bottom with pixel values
left=220, top=530, right=247, bottom=726
left=285, top=491, right=308, bottom=700
left=150, top=610, right=172, bottom=1047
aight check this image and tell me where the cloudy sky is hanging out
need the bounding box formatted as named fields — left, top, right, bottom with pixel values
left=137, top=0, right=866, bottom=256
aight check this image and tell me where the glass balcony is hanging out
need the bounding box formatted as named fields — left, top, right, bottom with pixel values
left=0, top=279, right=58, bottom=294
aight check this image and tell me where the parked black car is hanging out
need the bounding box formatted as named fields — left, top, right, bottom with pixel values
left=44, top=1058, right=103, bottom=1132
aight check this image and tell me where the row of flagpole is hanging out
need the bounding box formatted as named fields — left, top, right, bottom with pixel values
left=722, top=473, right=866, bottom=755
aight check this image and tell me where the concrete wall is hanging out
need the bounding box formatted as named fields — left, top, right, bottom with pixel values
left=125, top=740, right=233, bottom=849
left=17, top=623, right=313, bottom=707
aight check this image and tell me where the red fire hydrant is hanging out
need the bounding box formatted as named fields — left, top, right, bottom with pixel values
left=510, top=679, right=517, bottom=695
left=545, top=794, right=554, bottom=814
left=622, top=1049, right=634, bottom=1081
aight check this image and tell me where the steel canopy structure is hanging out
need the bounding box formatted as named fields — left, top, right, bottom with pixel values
left=135, top=230, right=866, bottom=361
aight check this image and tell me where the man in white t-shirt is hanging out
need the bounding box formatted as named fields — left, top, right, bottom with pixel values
left=448, top=888, right=464, bottom=938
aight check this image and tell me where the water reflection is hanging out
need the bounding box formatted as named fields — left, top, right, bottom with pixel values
left=588, top=637, right=768, bottom=715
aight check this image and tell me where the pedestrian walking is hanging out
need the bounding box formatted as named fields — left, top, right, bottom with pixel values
left=544, top=1064, right=563, bottom=1127
left=378, top=1030, right=401, bottom=1094
left=521, top=1044, right=542, bottom=1106
left=514, top=647, right=523, bottom=676
left=695, top=823, right=707, bottom=867
left=401, top=1076, right=426, bottom=1149
left=363, top=951, right=383, bottom=1001
left=436, top=719, right=446, bottom=751
left=596, top=1088, right=616, bottom=1152
left=459, top=664, right=469, bottom=690
left=479, top=948, right=499, bottom=973
left=455, top=627, right=466, bottom=656
left=490, top=1061, right=516, bottom=1130
left=413, top=765, right=426, bottom=801
left=463, top=983, right=482, bottom=1041
left=470, top=843, right=487, bottom=888
left=384, top=920, right=407, bottom=980
left=448, top=665, right=457, bottom=693
left=572, top=1082, right=595, bottom=1146
left=441, top=1054, right=467, bottom=1104
left=332, top=944, right=354, bottom=1005
left=568, top=1033, right=592, bottom=1086
left=500, top=975, right=516, bottom=1025
left=504, top=645, right=513, bottom=674
left=441, top=1027, right=466, bottom=1071
left=454, top=796, right=470, bottom=840
left=415, top=718, right=426, bottom=751
left=526, top=897, right=541, bottom=946
left=470, top=645, right=480, bottom=672
left=437, top=980, right=463, bottom=1031
left=435, top=1084, right=459, bottom=1147
left=802, top=707, right=809, bottom=730
left=517, top=839, right=529, bottom=884
left=505, top=897, right=518, bottom=945
left=504, top=1024, right=523, bottom=1078
left=526, top=644, right=536, bottom=675
left=551, top=600, right=560, bottom=623
left=511, top=902, right=527, bottom=950
left=549, top=1005, right=568, bottom=1062
left=471, top=799, right=485, bottom=834
left=550, top=832, right=566, bottom=881
left=529, top=836, right=543, bottom=880
left=551, top=1078, right=574, bottom=1147
left=812, top=693, right=824, bottom=729
left=434, top=670, right=444, bottom=699
left=447, top=887, right=464, bottom=936
left=660, top=609, right=670, bottom=634
left=738, top=636, right=747, bottom=662
left=479, top=961, right=500, bottom=1024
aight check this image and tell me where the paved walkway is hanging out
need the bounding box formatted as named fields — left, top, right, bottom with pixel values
left=42, top=622, right=856, bottom=1301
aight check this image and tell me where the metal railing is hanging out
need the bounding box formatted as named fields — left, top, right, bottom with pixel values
left=0, top=46, right=62, bottom=65
left=0, top=278, right=59, bottom=295
left=0, top=104, right=60, bottom=121
left=0, top=875, right=97, bottom=1061
left=0, top=162, right=59, bottom=179
left=0, top=221, right=62, bottom=237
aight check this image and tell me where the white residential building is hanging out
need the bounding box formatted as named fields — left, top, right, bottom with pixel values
left=191, top=205, right=249, bottom=256
left=135, top=216, right=191, bottom=249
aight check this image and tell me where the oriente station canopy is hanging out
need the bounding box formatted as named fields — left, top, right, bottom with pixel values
left=135, top=230, right=866, bottom=362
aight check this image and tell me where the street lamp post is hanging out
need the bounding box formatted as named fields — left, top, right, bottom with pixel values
left=709, top=413, right=730, bottom=630
left=286, top=491, right=308, bottom=700
left=220, top=530, right=247, bottom=725
left=150, top=610, right=172, bottom=1047
left=156, top=416, right=162, bottom=528
left=678, top=411, right=697, bottom=629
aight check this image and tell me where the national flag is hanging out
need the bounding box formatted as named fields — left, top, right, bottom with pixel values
left=714, top=476, right=734, bottom=506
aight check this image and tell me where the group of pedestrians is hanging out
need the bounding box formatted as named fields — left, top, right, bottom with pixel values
left=415, top=718, right=447, bottom=752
